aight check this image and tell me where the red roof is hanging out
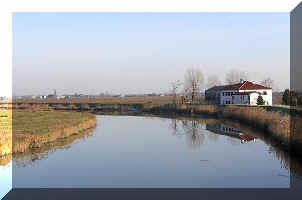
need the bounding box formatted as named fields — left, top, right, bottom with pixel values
left=223, top=81, right=271, bottom=91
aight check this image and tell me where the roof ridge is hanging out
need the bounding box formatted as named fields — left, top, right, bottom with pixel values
left=238, top=80, right=248, bottom=90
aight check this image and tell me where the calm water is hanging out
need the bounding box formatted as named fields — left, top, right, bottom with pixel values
left=6, top=115, right=297, bottom=188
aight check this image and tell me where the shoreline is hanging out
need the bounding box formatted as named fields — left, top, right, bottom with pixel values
left=1, top=102, right=301, bottom=158
left=141, top=104, right=302, bottom=156
left=0, top=109, right=97, bottom=158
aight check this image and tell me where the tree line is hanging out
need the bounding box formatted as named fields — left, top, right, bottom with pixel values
left=282, top=89, right=302, bottom=107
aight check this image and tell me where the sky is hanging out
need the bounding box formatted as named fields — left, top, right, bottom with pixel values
left=12, top=13, right=290, bottom=96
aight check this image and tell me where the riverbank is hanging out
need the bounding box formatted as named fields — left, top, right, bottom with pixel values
left=2, top=103, right=301, bottom=156
left=0, top=109, right=96, bottom=158
left=142, top=104, right=301, bottom=154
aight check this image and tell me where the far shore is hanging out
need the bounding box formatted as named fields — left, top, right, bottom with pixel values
left=1, top=100, right=301, bottom=160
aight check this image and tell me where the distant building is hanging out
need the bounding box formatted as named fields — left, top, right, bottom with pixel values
left=205, top=80, right=272, bottom=105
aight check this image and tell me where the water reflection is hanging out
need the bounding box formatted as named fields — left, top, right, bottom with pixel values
left=0, top=127, right=95, bottom=167
left=169, top=118, right=257, bottom=149
left=169, top=117, right=302, bottom=181
left=3, top=115, right=302, bottom=187
left=11, top=115, right=297, bottom=188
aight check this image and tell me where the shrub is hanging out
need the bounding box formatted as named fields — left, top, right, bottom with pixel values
left=257, top=95, right=265, bottom=105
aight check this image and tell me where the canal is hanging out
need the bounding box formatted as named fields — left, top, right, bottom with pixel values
left=2, top=115, right=301, bottom=189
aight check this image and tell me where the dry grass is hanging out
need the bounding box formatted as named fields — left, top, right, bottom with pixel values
left=0, top=109, right=96, bottom=158
left=12, top=127, right=95, bottom=167
left=13, top=96, right=174, bottom=104
left=291, top=115, right=302, bottom=153
left=0, top=109, right=12, bottom=157
left=217, top=106, right=290, bottom=143
left=143, top=104, right=292, bottom=145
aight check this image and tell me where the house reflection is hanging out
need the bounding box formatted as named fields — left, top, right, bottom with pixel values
left=206, top=123, right=257, bottom=144
left=169, top=118, right=257, bottom=149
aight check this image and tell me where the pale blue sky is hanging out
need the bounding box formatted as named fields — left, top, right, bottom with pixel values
left=13, top=13, right=289, bottom=95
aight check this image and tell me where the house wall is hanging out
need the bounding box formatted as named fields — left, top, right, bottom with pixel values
left=205, top=91, right=221, bottom=104
left=209, top=88, right=272, bottom=105
left=239, top=89, right=272, bottom=105
left=220, top=89, right=272, bottom=105
left=232, top=94, right=250, bottom=104
left=220, top=90, right=237, bottom=104
left=249, top=93, right=260, bottom=105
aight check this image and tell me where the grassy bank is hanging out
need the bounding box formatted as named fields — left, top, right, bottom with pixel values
left=142, top=104, right=298, bottom=150
left=12, top=127, right=95, bottom=167
left=0, top=109, right=96, bottom=158
left=0, top=110, right=12, bottom=157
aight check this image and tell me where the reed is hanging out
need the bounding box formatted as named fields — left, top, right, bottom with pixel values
left=143, top=104, right=294, bottom=147
left=0, top=110, right=12, bottom=157
left=0, top=109, right=96, bottom=158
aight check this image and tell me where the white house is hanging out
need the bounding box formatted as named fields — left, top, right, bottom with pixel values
left=205, top=80, right=272, bottom=105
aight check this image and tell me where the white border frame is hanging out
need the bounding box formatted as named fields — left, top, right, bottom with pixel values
left=0, top=0, right=300, bottom=196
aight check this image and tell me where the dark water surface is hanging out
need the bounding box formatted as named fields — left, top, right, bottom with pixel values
left=12, top=115, right=295, bottom=188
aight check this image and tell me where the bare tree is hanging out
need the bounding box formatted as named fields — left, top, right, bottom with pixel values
left=183, top=68, right=204, bottom=104
left=171, top=80, right=182, bottom=106
left=225, top=69, right=249, bottom=85
left=261, top=77, right=274, bottom=88
left=206, top=74, right=221, bottom=89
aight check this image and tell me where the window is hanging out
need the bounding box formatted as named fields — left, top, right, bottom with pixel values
left=225, top=100, right=231, bottom=104
left=263, top=91, right=267, bottom=95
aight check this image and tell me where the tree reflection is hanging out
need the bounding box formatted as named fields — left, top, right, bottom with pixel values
left=182, top=120, right=205, bottom=149
left=169, top=118, right=206, bottom=149
left=169, top=118, right=182, bottom=137
left=169, top=118, right=258, bottom=149
left=267, top=145, right=302, bottom=181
